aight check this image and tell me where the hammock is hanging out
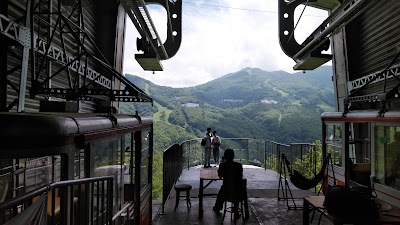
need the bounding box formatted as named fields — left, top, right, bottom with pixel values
left=283, top=155, right=328, bottom=190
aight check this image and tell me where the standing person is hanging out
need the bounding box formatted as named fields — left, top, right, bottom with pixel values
left=212, top=149, right=243, bottom=219
left=211, top=131, right=221, bottom=165
left=203, top=127, right=212, bottom=168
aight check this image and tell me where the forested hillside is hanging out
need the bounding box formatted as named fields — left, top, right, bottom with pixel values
left=120, top=66, right=334, bottom=199
left=121, top=66, right=334, bottom=153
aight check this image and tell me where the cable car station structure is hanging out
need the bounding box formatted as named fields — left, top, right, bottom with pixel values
left=1, top=0, right=400, bottom=224
left=279, top=0, right=400, bottom=214
left=0, top=0, right=181, bottom=224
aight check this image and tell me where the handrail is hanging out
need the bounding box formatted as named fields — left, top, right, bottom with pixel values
left=112, top=201, right=132, bottom=221
left=0, top=176, right=114, bottom=211
left=0, top=176, right=114, bottom=225
left=162, top=144, right=181, bottom=214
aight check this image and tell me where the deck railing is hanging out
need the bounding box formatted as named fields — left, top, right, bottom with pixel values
left=161, top=138, right=319, bottom=214
left=0, top=176, right=114, bottom=225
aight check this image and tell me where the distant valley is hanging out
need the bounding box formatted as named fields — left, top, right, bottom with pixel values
left=121, top=66, right=335, bottom=153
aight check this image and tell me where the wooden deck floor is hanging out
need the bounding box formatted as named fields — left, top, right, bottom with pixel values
left=152, top=165, right=331, bottom=225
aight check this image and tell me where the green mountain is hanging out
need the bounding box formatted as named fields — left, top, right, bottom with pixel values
left=121, top=66, right=334, bottom=153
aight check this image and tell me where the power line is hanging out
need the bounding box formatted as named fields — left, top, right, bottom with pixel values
left=182, top=1, right=326, bottom=17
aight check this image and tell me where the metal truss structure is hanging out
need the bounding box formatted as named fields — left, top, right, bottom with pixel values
left=0, top=0, right=162, bottom=112
left=348, top=65, right=400, bottom=92
left=278, top=0, right=375, bottom=70
left=345, top=64, right=400, bottom=107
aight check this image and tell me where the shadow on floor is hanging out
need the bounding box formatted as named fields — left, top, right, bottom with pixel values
left=152, top=166, right=331, bottom=225
left=152, top=194, right=331, bottom=225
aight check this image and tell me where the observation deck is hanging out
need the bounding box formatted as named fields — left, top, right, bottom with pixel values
left=152, top=165, right=327, bottom=225
left=154, top=139, right=328, bottom=225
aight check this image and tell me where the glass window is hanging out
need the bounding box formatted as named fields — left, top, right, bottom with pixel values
left=349, top=123, right=370, bottom=164
left=141, top=130, right=150, bottom=162
left=25, top=156, right=61, bottom=192
left=93, top=137, right=121, bottom=168
left=140, top=158, right=149, bottom=191
left=54, top=156, right=61, bottom=182
left=375, top=126, right=400, bottom=191
left=140, top=130, right=150, bottom=191
left=74, top=149, right=85, bottom=179
left=348, top=123, right=370, bottom=186
left=0, top=156, right=62, bottom=203
left=124, top=133, right=134, bottom=184
left=325, top=123, right=342, bottom=167
left=92, top=136, right=123, bottom=211
left=0, top=159, right=12, bottom=203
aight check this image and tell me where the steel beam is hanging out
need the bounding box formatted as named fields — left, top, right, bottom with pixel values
left=121, top=0, right=182, bottom=71
left=279, top=0, right=375, bottom=66
left=0, top=1, right=7, bottom=112
left=2, top=0, right=152, bottom=105
left=348, top=65, right=400, bottom=92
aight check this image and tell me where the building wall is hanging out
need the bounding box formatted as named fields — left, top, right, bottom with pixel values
left=344, top=0, right=400, bottom=97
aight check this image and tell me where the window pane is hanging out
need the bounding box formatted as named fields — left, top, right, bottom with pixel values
left=140, top=158, right=149, bottom=191
left=141, top=130, right=150, bottom=161
left=124, top=133, right=134, bottom=184
left=74, top=149, right=85, bottom=179
left=140, top=130, right=150, bottom=191
left=326, top=123, right=342, bottom=167
left=375, top=126, right=400, bottom=191
left=93, top=136, right=123, bottom=211
left=25, top=157, right=59, bottom=192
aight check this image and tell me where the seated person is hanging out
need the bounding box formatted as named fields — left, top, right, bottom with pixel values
left=212, top=149, right=243, bottom=219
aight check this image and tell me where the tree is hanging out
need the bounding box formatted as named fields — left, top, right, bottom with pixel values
left=152, top=153, right=163, bottom=200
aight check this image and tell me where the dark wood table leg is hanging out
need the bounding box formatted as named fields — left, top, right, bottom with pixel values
left=199, top=178, right=204, bottom=218
left=303, top=198, right=310, bottom=225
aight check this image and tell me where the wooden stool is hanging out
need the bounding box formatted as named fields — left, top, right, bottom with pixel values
left=174, top=184, right=192, bottom=211
left=221, top=200, right=244, bottom=224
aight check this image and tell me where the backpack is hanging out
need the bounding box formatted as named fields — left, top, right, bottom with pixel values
left=323, top=186, right=379, bottom=219
left=213, top=137, right=221, bottom=148
left=201, top=139, right=206, bottom=146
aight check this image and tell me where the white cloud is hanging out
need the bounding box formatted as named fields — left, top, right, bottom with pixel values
left=123, top=0, right=328, bottom=87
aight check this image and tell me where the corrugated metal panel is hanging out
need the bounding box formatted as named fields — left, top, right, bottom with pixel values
left=348, top=0, right=400, bottom=81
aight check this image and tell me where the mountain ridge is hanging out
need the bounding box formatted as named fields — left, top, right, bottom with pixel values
left=121, top=66, right=334, bottom=153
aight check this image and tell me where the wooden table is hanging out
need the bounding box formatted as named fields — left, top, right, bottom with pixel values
left=303, top=196, right=400, bottom=225
left=198, top=167, right=249, bottom=219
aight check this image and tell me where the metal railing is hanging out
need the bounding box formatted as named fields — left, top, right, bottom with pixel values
left=162, top=143, right=182, bottom=215
left=161, top=138, right=319, bottom=214
left=0, top=176, right=114, bottom=225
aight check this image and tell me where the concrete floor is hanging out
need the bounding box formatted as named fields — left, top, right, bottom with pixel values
left=152, top=165, right=331, bottom=225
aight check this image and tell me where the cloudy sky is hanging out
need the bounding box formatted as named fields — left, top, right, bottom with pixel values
left=123, top=0, right=328, bottom=87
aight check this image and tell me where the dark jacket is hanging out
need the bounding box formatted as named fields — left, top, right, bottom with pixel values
left=218, top=160, right=243, bottom=202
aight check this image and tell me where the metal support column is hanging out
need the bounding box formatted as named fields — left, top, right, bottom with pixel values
left=0, top=1, right=8, bottom=112
left=18, top=0, right=33, bottom=112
